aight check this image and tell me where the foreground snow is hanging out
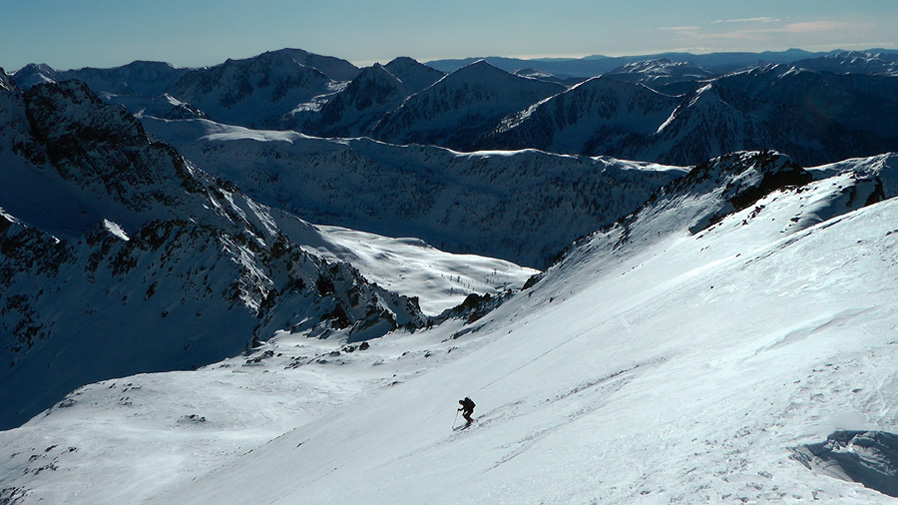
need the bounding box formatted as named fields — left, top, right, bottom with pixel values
left=2, top=160, right=898, bottom=504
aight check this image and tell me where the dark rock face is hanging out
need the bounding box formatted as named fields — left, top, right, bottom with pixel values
left=793, top=430, right=898, bottom=497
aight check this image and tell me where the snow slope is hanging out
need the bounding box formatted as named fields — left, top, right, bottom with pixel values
left=2, top=152, right=898, bottom=504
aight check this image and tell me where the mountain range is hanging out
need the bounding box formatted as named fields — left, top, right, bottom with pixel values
left=12, top=48, right=898, bottom=167
left=2, top=45, right=898, bottom=504
left=426, top=48, right=898, bottom=77
left=479, top=64, right=898, bottom=166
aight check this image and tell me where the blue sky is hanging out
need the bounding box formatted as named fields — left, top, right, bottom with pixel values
left=2, top=0, right=896, bottom=71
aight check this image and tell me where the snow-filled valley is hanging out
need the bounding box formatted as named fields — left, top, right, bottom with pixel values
left=3, top=47, right=898, bottom=504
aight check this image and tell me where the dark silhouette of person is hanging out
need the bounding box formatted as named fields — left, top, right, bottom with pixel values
left=458, top=397, right=476, bottom=425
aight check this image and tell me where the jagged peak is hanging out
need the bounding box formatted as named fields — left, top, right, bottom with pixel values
left=384, top=56, right=422, bottom=69
left=384, top=56, right=441, bottom=75
left=359, top=63, right=402, bottom=83
left=16, top=62, right=58, bottom=74
left=383, top=57, right=444, bottom=91
left=449, top=59, right=512, bottom=80
left=11, top=63, right=61, bottom=90
left=438, top=59, right=563, bottom=93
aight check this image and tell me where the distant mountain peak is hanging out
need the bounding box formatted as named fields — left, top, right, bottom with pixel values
left=383, top=57, right=444, bottom=90
left=457, top=59, right=505, bottom=75
left=11, top=63, right=61, bottom=90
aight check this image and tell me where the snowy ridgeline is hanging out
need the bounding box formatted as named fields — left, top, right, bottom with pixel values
left=2, top=143, right=898, bottom=503
left=12, top=48, right=898, bottom=169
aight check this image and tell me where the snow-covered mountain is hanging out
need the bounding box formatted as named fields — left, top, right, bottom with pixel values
left=305, top=57, right=444, bottom=137
left=13, top=60, right=189, bottom=97
left=382, top=56, right=446, bottom=93
left=142, top=117, right=685, bottom=268
left=3, top=149, right=898, bottom=504
left=482, top=65, right=898, bottom=166
left=64, top=61, right=189, bottom=98
left=12, top=50, right=898, bottom=170
left=10, top=64, right=62, bottom=90
left=11, top=50, right=362, bottom=131
left=701, top=65, right=898, bottom=165
left=793, top=50, right=898, bottom=77
left=164, top=49, right=353, bottom=129
left=370, top=60, right=565, bottom=150
left=478, top=76, right=681, bottom=155
left=11, top=61, right=207, bottom=123
left=512, top=68, right=585, bottom=86
left=605, top=58, right=716, bottom=86
left=427, top=48, right=822, bottom=77
left=0, top=79, right=433, bottom=429
left=644, top=81, right=776, bottom=166
left=269, top=48, right=361, bottom=82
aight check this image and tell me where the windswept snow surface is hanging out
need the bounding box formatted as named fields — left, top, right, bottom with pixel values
left=3, top=156, right=898, bottom=504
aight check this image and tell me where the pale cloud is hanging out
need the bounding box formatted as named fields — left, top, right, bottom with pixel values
left=658, top=26, right=701, bottom=32
left=712, top=17, right=782, bottom=24
left=661, top=18, right=870, bottom=43
left=782, top=21, right=849, bottom=33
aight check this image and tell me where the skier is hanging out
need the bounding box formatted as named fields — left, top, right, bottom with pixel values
left=458, top=397, right=476, bottom=425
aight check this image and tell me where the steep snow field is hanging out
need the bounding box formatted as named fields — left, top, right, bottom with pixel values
left=2, top=155, right=897, bottom=504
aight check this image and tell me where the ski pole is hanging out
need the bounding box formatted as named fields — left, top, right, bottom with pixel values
left=452, top=409, right=459, bottom=428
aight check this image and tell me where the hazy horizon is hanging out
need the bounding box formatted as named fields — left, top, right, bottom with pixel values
left=2, top=1, right=897, bottom=72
